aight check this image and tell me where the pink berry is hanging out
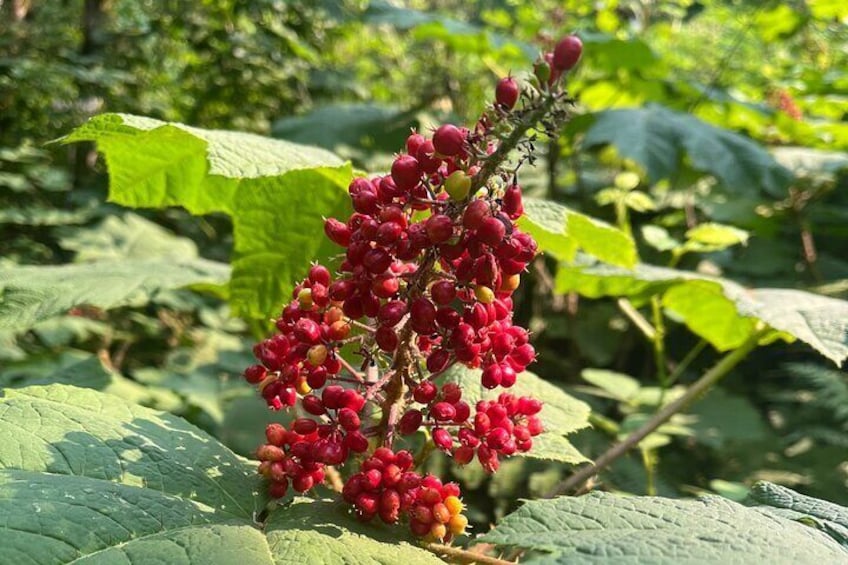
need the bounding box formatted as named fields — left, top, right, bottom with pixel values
left=425, top=214, right=454, bottom=244
left=463, top=199, right=490, bottom=230
left=477, top=216, right=507, bottom=246
left=324, top=218, right=351, bottom=247
left=413, top=381, right=438, bottom=404
left=430, top=280, right=456, bottom=305
left=391, top=155, right=421, bottom=191
left=553, top=35, right=583, bottom=71
left=495, top=77, right=520, bottom=109
left=406, top=132, right=426, bottom=156
left=399, top=410, right=423, bottom=435
left=432, top=124, right=465, bottom=156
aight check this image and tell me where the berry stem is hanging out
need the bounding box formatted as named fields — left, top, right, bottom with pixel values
left=347, top=319, right=377, bottom=332
left=336, top=355, right=365, bottom=382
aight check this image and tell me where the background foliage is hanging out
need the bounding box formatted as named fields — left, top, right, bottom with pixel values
left=2, top=0, right=847, bottom=558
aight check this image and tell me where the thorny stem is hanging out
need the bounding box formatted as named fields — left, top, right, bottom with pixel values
left=548, top=326, right=770, bottom=496
left=424, top=543, right=514, bottom=565
left=471, top=91, right=566, bottom=192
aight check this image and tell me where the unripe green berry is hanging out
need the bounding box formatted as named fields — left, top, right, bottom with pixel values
left=444, top=170, right=472, bottom=201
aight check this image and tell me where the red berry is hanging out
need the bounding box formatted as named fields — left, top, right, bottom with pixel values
left=425, top=214, right=454, bottom=244
left=426, top=348, right=451, bottom=374
left=302, top=394, right=326, bottom=415
left=265, top=423, right=287, bottom=446
left=345, top=431, right=369, bottom=453
left=391, top=155, right=421, bottom=191
left=341, top=389, right=366, bottom=411
left=338, top=408, right=361, bottom=431
left=399, top=409, right=424, bottom=435
left=244, top=364, right=267, bottom=384
left=500, top=364, right=517, bottom=387
left=463, top=199, right=490, bottom=230
left=322, top=385, right=345, bottom=409
left=503, top=184, right=523, bottom=218
left=431, top=280, right=456, bottom=305
left=378, top=300, right=407, bottom=327
left=511, top=343, right=536, bottom=367
left=352, top=189, right=379, bottom=214
left=294, top=318, right=322, bottom=344
left=309, top=264, right=331, bottom=286
left=413, top=381, right=438, bottom=404
left=481, top=364, right=502, bottom=389
left=453, top=401, right=471, bottom=423
left=433, top=125, right=465, bottom=156
left=269, top=480, right=289, bottom=498
left=495, top=76, right=520, bottom=109
left=553, top=35, right=583, bottom=71
left=453, top=445, right=475, bottom=465
left=376, top=325, right=399, bottom=352
left=435, top=307, right=461, bottom=330
left=477, top=216, right=507, bottom=246
left=432, top=402, right=457, bottom=421
left=410, top=297, right=437, bottom=334
left=363, top=248, right=392, bottom=274
left=406, top=132, right=426, bottom=156
left=372, top=274, right=400, bottom=298
left=432, top=427, right=453, bottom=451
left=416, top=140, right=442, bottom=174
left=293, top=474, right=315, bottom=492
left=324, top=218, right=351, bottom=247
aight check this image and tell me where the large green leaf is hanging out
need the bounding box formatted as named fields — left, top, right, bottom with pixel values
left=0, top=350, right=181, bottom=411
left=0, top=258, right=229, bottom=331
left=439, top=366, right=591, bottom=464
left=58, top=212, right=198, bottom=262
left=264, top=498, right=441, bottom=564
left=0, top=384, right=442, bottom=564
left=582, top=105, right=794, bottom=196
left=479, top=487, right=848, bottom=563
left=747, top=481, right=848, bottom=547
left=519, top=198, right=637, bottom=268
left=62, top=113, right=353, bottom=321
left=556, top=261, right=848, bottom=366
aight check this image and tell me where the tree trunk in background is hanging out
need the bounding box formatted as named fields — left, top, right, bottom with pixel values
left=72, top=0, right=105, bottom=188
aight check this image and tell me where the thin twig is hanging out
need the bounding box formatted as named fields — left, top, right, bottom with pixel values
left=337, top=355, right=365, bottom=382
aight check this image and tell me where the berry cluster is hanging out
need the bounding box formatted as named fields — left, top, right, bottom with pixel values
left=343, top=447, right=467, bottom=541
left=451, top=393, right=544, bottom=473
left=244, top=35, right=583, bottom=541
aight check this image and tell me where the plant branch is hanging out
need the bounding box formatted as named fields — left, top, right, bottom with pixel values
left=548, top=326, right=769, bottom=496
left=667, top=339, right=708, bottom=386
left=424, top=543, right=514, bottom=565
left=616, top=298, right=656, bottom=341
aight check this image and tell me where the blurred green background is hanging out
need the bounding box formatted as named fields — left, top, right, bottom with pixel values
left=1, top=0, right=847, bottom=529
